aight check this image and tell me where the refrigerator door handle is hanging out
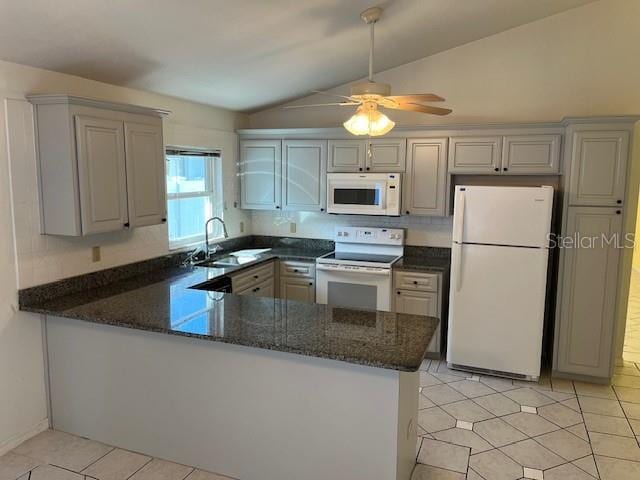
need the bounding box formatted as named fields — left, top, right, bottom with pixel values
left=453, top=189, right=465, bottom=243
left=453, top=243, right=463, bottom=292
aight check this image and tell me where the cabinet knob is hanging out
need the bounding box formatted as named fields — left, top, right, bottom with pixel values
left=161, top=218, right=167, bottom=223
left=309, top=282, right=313, bottom=286
left=413, top=280, right=418, bottom=285
left=254, top=275, right=259, bottom=279
left=293, top=269, right=299, bottom=273
left=494, top=167, right=499, bottom=172
left=124, top=222, right=130, bottom=228
left=503, top=167, right=508, bottom=171
left=397, top=291, right=401, bottom=295
left=320, top=208, right=324, bottom=212
left=275, top=205, right=280, bottom=209
left=359, top=167, right=363, bottom=171
left=253, top=287, right=260, bottom=292
left=405, top=210, right=410, bottom=215
left=617, top=199, right=622, bottom=204
left=366, top=167, right=370, bottom=171
left=616, top=210, right=622, bottom=215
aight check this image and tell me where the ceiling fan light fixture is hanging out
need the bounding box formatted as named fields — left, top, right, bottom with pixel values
left=343, top=103, right=395, bottom=137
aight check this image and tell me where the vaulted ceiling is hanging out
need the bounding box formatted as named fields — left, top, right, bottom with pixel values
left=0, top=0, right=596, bottom=112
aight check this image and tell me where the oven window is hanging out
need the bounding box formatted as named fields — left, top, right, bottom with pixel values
left=327, top=282, right=377, bottom=310
left=333, top=188, right=381, bottom=206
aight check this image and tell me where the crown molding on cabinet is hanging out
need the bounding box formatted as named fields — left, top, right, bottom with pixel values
left=26, top=94, right=171, bottom=117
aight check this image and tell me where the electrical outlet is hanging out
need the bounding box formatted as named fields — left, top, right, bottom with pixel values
left=240, top=221, right=244, bottom=233
left=91, top=246, right=101, bottom=262
left=290, top=222, right=296, bottom=234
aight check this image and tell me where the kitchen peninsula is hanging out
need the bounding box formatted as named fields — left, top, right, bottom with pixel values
left=20, top=250, right=439, bottom=480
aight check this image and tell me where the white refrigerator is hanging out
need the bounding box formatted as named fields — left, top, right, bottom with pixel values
left=446, top=185, right=554, bottom=381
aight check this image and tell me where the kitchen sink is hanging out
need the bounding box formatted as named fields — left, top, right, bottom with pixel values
left=195, top=249, right=271, bottom=268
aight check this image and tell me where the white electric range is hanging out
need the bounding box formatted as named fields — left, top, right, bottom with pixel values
left=316, top=226, right=404, bottom=312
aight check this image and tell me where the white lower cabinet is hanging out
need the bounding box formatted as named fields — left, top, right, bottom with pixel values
left=231, top=261, right=276, bottom=297
left=278, top=260, right=316, bottom=304
left=555, top=207, right=623, bottom=378
left=280, top=277, right=315, bottom=303
left=393, top=271, right=442, bottom=356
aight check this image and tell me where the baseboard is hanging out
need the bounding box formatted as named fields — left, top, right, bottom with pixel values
left=551, top=370, right=610, bottom=385
left=0, top=418, right=49, bottom=456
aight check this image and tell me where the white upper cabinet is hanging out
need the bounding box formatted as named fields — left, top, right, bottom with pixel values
left=29, top=95, right=168, bottom=236
left=568, top=130, right=629, bottom=206
left=239, top=139, right=282, bottom=210
left=366, top=138, right=406, bottom=172
left=327, top=140, right=365, bottom=172
left=75, top=116, right=129, bottom=234
left=403, top=139, right=448, bottom=216
left=327, top=138, right=406, bottom=172
left=282, top=140, right=327, bottom=212
left=124, top=122, right=167, bottom=227
left=502, top=134, right=561, bottom=174
left=448, top=136, right=502, bottom=174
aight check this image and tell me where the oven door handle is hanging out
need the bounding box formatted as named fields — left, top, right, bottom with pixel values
left=316, top=264, right=391, bottom=276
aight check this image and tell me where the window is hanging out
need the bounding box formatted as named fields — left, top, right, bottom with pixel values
left=166, top=148, right=223, bottom=249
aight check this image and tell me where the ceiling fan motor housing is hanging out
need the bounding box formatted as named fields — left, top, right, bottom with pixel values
left=350, top=81, right=391, bottom=98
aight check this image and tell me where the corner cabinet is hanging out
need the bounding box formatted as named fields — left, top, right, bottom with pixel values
left=29, top=95, right=168, bottom=236
left=556, top=207, right=623, bottom=378
left=403, top=138, right=448, bottom=216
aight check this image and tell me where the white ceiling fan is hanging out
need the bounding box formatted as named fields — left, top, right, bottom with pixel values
left=284, top=6, right=452, bottom=136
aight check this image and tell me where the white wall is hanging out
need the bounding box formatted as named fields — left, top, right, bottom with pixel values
left=0, top=59, right=249, bottom=452
left=247, top=0, right=640, bottom=244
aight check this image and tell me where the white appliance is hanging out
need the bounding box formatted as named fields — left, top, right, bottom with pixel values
left=326, top=173, right=401, bottom=216
left=316, top=226, right=404, bottom=311
left=447, top=185, right=554, bottom=381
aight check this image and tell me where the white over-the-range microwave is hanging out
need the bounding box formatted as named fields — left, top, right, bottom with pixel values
left=326, top=173, right=401, bottom=216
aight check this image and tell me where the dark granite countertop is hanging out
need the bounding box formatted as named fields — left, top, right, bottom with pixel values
left=20, top=248, right=438, bottom=372
left=393, top=256, right=450, bottom=274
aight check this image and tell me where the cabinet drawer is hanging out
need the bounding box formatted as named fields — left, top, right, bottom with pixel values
left=394, top=271, right=438, bottom=292
left=231, top=261, right=276, bottom=292
left=280, top=260, right=315, bottom=278
left=236, top=277, right=275, bottom=298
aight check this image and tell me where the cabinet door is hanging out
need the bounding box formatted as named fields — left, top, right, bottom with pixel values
left=327, top=140, right=365, bottom=172
left=395, top=289, right=440, bottom=353
left=448, top=136, right=502, bottom=174
left=366, top=138, right=406, bottom=172
left=124, top=122, right=166, bottom=227
left=280, top=277, right=315, bottom=303
left=502, top=134, right=561, bottom=174
left=240, top=140, right=282, bottom=209
left=403, top=139, right=448, bottom=216
left=569, top=131, right=629, bottom=206
left=556, top=207, right=623, bottom=378
left=282, top=140, right=327, bottom=211
left=75, top=115, right=128, bottom=234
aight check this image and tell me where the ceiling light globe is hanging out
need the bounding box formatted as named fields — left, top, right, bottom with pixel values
left=343, top=105, right=395, bottom=137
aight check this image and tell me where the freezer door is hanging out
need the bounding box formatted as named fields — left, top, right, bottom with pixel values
left=447, top=243, right=548, bottom=378
left=452, top=185, right=553, bottom=247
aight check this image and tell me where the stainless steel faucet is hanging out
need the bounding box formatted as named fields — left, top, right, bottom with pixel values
left=205, top=216, right=228, bottom=259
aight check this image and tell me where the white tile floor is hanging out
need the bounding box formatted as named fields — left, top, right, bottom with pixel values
left=2, top=360, right=640, bottom=480
left=415, top=359, right=640, bottom=480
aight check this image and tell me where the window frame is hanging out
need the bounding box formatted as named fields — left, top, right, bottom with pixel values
left=166, top=147, right=223, bottom=250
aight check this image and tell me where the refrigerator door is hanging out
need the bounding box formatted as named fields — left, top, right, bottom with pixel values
left=447, top=242, right=548, bottom=379
left=452, top=186, right=553, bottom=247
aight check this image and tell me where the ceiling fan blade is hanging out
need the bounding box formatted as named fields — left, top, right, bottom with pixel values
left=311, top=90, right=357, bottom=101
left=392, top=103, right=452, bottom=115
left=387, top=94, right=445, bottom=102
left=282, top=102, right=360, bottom=109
